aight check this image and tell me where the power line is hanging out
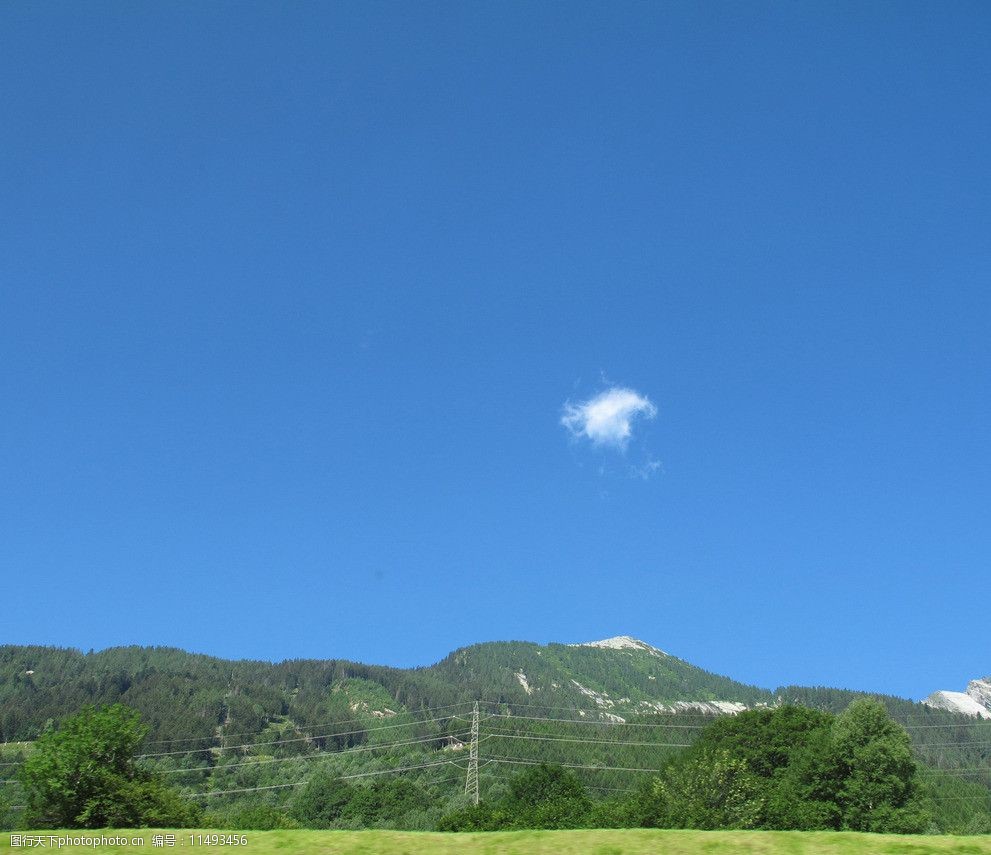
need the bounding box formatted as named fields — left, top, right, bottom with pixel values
left=939, top=766, right=991, bottom=776
left=139, top=714, right=464, bottom=758
left=141, top=701, right=473, bottom=747
left=486, top=713, right=707, bottom=730
left=156, top=733, right=469, bottom=775
left=331, top=759, right=458, bottom=782
left=925, top=768, right=991, bottom=775
left=481, top=771, right=636, bottom=794
left=2, top=703, right=473, bottom=757
left=582, top=784, right=636, bottom=793
left=921, top=769, right=991, bottom=776
left=190, top=781, right=307, bottom=797
left=187, top=759, right=458, bottom=798
left=477, top=700, right=731, bottom=719
left=483, top=755, right=664, bottom=774
left=903, top=721, right=991, bottom=730
left=482, top=732, right=690, bottom=748
left=8, top=693, right=991, bottom=817
left=929, top=795, right=991, bottom=802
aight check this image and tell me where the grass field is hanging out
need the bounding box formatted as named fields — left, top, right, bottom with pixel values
left=3, top=829, right=991, bottom=854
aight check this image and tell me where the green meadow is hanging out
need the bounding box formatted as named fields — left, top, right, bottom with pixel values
left=3, top=830, right=991, bottom=855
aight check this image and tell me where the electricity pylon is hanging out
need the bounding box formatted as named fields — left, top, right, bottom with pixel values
left=464, top=700, right=479, bottom=805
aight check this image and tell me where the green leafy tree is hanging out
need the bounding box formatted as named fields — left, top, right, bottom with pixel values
left=653, top=748, right=764, bottom=829
left=292, top=773, right=433, bottom=830
left=0, top=789, right=12, bottom=831
left=506, top=763, right=587, bottom=809
left=223, top=804, right=300, bottom=830
left=438, top=764, right=592, bottom=831
left=648, top=706, right=829, bottom=830
left=351, top=778, right=431, bottom=827
left=18, top=704, right=200, bottom=828
left=764, top=725, right=842, bottom=830
left=831, top=699, right=928, bottom=833
left=504, top=763, right=592, bottom=829
left=639, top=702, right=931, bottom=833
left=695, top=705, right=834, bottom=778
left=290, top=771, right=355, bottom=828
left=435, top=802, right=500, bottom=831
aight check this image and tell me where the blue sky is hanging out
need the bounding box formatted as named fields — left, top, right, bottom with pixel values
left=2, top=2, right=989, bottom=701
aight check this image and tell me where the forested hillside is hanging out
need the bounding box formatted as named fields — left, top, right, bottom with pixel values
left=1, top=641, right=989, bottom=833
left=0, top=639, right=769, bottom=746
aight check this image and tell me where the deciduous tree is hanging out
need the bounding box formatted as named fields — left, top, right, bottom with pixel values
left=19, top=704, right=199, bottom=828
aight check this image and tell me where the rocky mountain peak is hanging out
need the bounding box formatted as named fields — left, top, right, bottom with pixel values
left=967, top=678, right=991, bottom=710
left=570, top=635, right=667, bottom=656
left=922, top=676, right=991, bottom=719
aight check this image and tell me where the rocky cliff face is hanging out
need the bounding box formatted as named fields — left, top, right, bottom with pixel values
left=967, top=678, right=991, bottom=710
left=923, top=677, right=991, bottom=719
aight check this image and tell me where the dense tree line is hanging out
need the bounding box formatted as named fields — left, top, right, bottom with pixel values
left=8, top=700, right=991, bottom=834
left=636, top=701, right=930, bottom=832
left=439, top=702, right=985, bottom=834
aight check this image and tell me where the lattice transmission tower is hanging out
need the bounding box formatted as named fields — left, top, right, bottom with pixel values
left=464, top=700, right=479, bottom=805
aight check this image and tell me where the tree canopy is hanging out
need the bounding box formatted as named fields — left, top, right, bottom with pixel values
left=18, top=704, right=200, bottom=828
left=438, top=763, right=592, bottom=831
left=644, top=700, right=930, bottom=833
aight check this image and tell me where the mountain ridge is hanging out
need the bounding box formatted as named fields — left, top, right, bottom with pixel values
left=3, top=637, right=990, bottom=803
left=923, top=678, right=991, bottom=719
left=1, top=637, right=986, bottom=739
left=4, top=638, right=990, bottom=834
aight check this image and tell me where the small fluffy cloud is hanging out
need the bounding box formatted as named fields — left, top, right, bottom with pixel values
left=561, top=387, right=657, bottom=449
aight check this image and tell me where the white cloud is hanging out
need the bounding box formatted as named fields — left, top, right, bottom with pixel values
left=561, top=387, right=657, bottom=449
left=632, top=457, right=663, bottom=480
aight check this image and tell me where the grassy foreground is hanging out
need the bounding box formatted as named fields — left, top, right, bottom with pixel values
left=3, top=829, right=991, bottom=854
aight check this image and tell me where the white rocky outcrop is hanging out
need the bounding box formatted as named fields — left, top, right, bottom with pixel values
left=599, top=712, right=627, bottom=723
left=967, top=678, right=991, bottom=711
left=570, top=635, right=667, bottom=656
left=922, top=679, right=991, bottom=719
left=570, top=679, right=615, bottom=708
left=638, top=699, right=747, bottom=716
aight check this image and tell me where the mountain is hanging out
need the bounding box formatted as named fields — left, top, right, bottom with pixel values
left=923, top=677, right=991, bottom=719
left=3, top=636, right=987, bottom=766
left=1, top=637, right=985, bottom=740
left=0, top=636, right=770, bottom=742
left=2, top=637, right=990, bottom=833
left=425, top=635, right=772, bottom=719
